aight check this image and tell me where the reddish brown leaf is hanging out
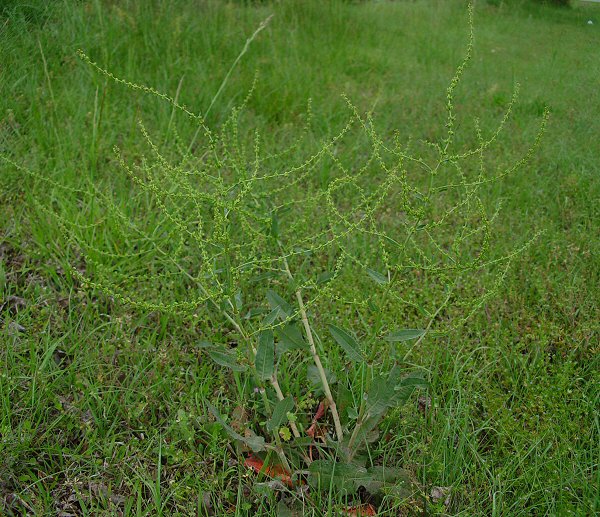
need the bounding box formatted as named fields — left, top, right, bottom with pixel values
left=244, top=455, right=293, bottom=487
left=313, top=400, right=328, bottom=421
left=307, top=400, right=328, bottom=438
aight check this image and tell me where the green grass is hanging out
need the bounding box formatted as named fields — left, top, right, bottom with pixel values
left=1, top=0, right=599, bottom=515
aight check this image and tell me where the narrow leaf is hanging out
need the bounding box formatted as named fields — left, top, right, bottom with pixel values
left=317, top=271, right=335, bottom=285
left=328, top=324, right=365, bottom=362
left=367, top=268, right=389, bottom=284
left=267, top=396, right=295, bottom=432
left=255, top=329, right=275, bottom=380
left=208, top=348, right=246, bottom=372
left=206, top=401, right=266, bottom=452
left=384, top=329, right=426, bottom=342
left=270, top=212, right=279, bottom=239
left=248, top=271, right=279, bottom=283
left=262, top=308, right=280, bottom=326
left=266, top=290, right=293, bottom=320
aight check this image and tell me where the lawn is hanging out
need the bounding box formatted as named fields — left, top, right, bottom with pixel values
left=1, top=0, right=598, bottom=515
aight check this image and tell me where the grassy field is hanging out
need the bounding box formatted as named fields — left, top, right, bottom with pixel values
left=1, top=0, right=599, bottom=515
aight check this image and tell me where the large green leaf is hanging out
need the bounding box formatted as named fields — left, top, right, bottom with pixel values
left=266, top=396, right=295, bottom=432
left=244, top=307, right=270, bottom=319
left=270, top=211, right=279, bottom=239
left=308, top=460, right=369, bottom=493
left=365, top=369, right=428, bottom=414
left=384, top=329, right=425, bottom=342
left=349, top=414, right=383, bottom=447
left=261, top=308, right=281, bottom=326
left=308, top=461, right=408, bottom=495
left=397, top=373, right=429, bottom=388
left=364, top=374, right=396, bottom=416
left=328, top=324, right=365, bottom=362
left=362, top=466, right=410, bottom=495
left=317, top=271, right=335, bottom=285
left=255, top=329, right=275, bottom=380
left=205, top=401, right=266, bottom=452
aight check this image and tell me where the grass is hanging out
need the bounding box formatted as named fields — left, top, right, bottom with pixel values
left=1, top=0, right=599, bottom=515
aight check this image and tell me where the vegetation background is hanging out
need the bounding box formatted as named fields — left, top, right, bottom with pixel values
left=1, top=0, right=598, bottom=515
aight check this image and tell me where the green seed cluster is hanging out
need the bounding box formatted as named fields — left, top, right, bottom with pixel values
left=1, top=15, right=548, bottom=338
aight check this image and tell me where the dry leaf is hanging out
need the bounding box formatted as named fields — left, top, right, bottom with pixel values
left=244, top=455, right=293, bottom=487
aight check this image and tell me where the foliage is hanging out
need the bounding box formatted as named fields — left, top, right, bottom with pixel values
left=0, top=2, right=551, bottom=508
left=3, top=0, right=596, bottom=514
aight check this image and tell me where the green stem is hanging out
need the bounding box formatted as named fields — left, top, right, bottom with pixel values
left=280, top=252, right=344, bottom=442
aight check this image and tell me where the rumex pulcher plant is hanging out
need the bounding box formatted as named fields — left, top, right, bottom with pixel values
left=1, top=3, right=548, bottom=509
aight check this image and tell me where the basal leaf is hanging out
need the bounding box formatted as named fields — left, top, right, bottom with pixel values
left=255, top=329, right=275, bottom=380
left=362, top=466, right=410, bottom=495
left=244, top=430, right=268, bottom=454
left=328, top=324, right=365, bottom=362
left=384, top=329, right=425, bottom=342
left=308, top=460, right=369, bottom=492
left=276, top=501, right=294, bottom=517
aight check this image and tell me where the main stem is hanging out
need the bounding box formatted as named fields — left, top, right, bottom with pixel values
left=279, top=251, right=343, bottom=442
left=294, top=289, right=344, bottom=442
